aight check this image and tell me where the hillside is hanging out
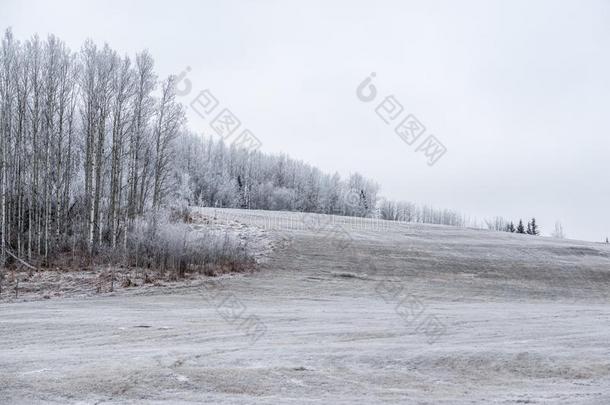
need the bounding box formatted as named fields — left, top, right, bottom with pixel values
left=1, top=208, right=609, bottom=404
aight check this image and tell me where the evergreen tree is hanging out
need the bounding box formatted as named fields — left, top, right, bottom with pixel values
left=530, top=218, right=539, bottom=235
left=526, top=221, right=532, bottom=235
left=516, top=219, right=526, bottom=234
left=508, top=221, right=515, bottom=233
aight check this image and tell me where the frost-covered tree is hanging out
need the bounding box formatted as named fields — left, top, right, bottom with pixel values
left=485, top=216, right=508, bottom=232
left=551, top=222, right=565, bottom=239
left=516, top=219, right=526, bottom=234
left=529, top=218, right=539, bottom=236
left=152, top=76, right=185, bottom=210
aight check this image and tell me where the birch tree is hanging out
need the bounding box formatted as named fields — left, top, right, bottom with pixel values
left=152, top=76, right=184, bottom=210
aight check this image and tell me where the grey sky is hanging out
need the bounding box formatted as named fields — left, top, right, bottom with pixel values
left=2, top=0, right=609, bottom=241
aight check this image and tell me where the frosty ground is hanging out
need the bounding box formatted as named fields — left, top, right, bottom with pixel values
left=1, top=208, right=609, bottom=404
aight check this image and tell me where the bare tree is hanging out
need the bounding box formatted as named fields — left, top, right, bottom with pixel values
left=152, top=76, right=185, bottom=210
left=127, top=51, right=156, bottom=219
left=0, top=29, right=17, bottom=268
left=108, top=55, right=134, bottom=248
left=552, top=222, right=565, bottom=239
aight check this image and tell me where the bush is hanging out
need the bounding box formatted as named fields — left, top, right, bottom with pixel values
left=127, top=208, right=254, bottom=277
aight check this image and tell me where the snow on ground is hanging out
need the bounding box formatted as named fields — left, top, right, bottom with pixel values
left=1, top=208, right=610, bottom=404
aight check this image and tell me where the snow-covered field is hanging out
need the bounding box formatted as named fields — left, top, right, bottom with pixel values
left=1, top=208, right=610, bottom=404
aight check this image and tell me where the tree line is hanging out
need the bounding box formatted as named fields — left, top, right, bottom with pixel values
left=378, top=199, right=465, bottom=227
left=485, top=217, right=543, bottom=236
left=172, top=133, right=473, bottom=229
left=0, top=29, right=184, bottom=266
left=174, top=133, right=380, bottom=217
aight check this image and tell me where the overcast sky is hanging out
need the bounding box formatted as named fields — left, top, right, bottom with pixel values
left=2, top=0, right=609, bottom=241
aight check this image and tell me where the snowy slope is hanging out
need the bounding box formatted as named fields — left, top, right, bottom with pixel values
left=1, top=208, right=609, bottom=404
